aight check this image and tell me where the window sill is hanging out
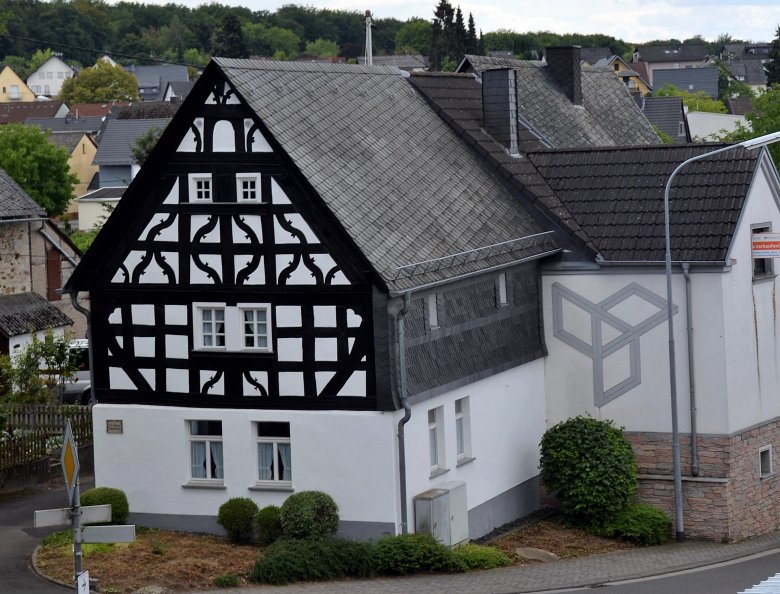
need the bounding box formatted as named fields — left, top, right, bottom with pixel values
left=182, top=481, right=226, bottom=490
left=753, top=273, right=777, bottom=285
left=456, top=456, right=476, bottom=468
left=429, top=467, right=450, bottom=479
left=249, top=483, right=294, bottom=492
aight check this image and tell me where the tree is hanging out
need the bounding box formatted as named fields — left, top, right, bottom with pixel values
left=767, top=26, right=780, bottom=86
left=131, top=126, right=164, bottom=166
left=654, top=84, right=727, bottom=113
left=720, top=85, right=780, bottom=169
left=304, top=38, right=339, bottom=58
left=0, top=124, right=77, bottom=217
left=212, top=11, right=248, bottom=58
left=59, top=61, right=139, bottom=103
left=394, top=18, right=431, bottom=55
left=26, top=48, right=54, bottom=79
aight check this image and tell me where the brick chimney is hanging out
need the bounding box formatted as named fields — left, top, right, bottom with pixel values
left=545, top=46, right=582, bottom=105
left=481, top=68, right=519, bottom=155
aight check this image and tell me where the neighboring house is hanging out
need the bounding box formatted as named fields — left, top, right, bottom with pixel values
left=92, top=118, right=170, bottom=187
left=76, top=186, right=125, bottom=231
left=0, top=101, right=68, bottom=124
left=632, top=43, right=709, bottom=86
left=727, top=97, right=754, bottom=116
left=0, top=167, right=84, bottom=349
left=638, top=96, right=690, bottom=144
left=0, top=66, right=36, bottom=102
left=653, top=66, right=719, bottom=100
left=68, top=102, right=129, bottom=118
left=720, top=59, right=768, bottom=94
left=686, top=111, right=747, bottom=141
left=64, top=58, right=562, bottom=541
left=26, top=55, right=75, bottom=97
left=25, top=115, right=102, bottom=134
left=578, top=47, right=612, bottom=65
left=164, top=81, right=196, bottom=103
left=593, top=55, right=652, bottom=96
left=125, top=65, right=189, bottom=102
left=47, top=131, right=99, bottom=216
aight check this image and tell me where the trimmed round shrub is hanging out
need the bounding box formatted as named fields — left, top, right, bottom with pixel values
left=372, top=533, right=462, bottom=575
left=539, top=415, right=637, bottom=527
left=595, top=502, right=670, bottom=546
left=279, top=491, right=339, bottom=540
left=80, top=487, right=129, bottom=524
left=254, top=504, right=283, bottom=546
left=217, top=497, right=259, bottom=544
left=250, top=537, right=373, bottom=585
left=452, top=543, right=512, bottom=570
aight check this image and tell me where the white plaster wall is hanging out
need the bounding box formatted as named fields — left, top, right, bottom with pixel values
left=92, top=405, right=399, bottom=525
left=78, top=199, right=120, bottom=231
left=543, top=271, right=731, bottom=434
left=721, top=167, right=780, bottom=433
left=403, top=361, right=546, bottom=517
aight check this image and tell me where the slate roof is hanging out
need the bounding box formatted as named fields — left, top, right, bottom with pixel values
left=0, top=292, right=72, bottom=337
left=26, top=116, right=104, bottom=134
left=207, top=59, right=558, bottom=291
left=526, top=144, right=761, bottom=262
left=125, top=65, right=189, bottom=102
left=639, top=96, right=689, bottom=143
left=0, top=168, right=45, bottom=221
left=579, top=47, right=612, bottom=65
left=722, top=59, right=768, bottom=86
left=78, top=186, right=126, bottom=201
left=47, top=131, right=91, bottom=154
left=635, top=44, right=708, bottom=63
left=0, top=102, right=64, bottom=124
left=93, top=118, right=170, bottom=166
left=165, top=80, right=195, bottom=101
left=727, top=97, right=754, bottom=115
left=653, top=66, right=719, bottom=100
left=357, top=54, right=428, bottom=70
left=459, top=55, right=660, bottom=148
left=114, top=102, right=180, bottom=119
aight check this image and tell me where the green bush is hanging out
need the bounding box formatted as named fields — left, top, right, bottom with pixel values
left=539, top=416, right=637, bottom=527
left=80, top=487, right=129, bottom=524
left=279, top=491, right=339, bottom=540
left=372, top=533, right=463, bottom=575
left=452, top=543, right=512, bottom=570
left=217, top=497, right=259, bottom=544
left=254, top=505, right=283, bottom=546
left=595, top=502, right=670, bottom=546
left=250, top=537, right=373, bottom=585
left=213, top=573, right=240, bottom=587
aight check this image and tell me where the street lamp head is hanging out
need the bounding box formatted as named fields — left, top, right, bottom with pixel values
left=739, top=130, right=780, bottom=150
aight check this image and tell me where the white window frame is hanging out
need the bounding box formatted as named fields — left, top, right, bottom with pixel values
left=194, top=303, right=226, bottom=349
left=240, top=305, right=270, bottom=350
left=428, top=406, right=446, bottom=476
left=194, top=302, right=272, bottom=352
left=455, top=397, right=472, bottom=464
left=751, top=223, right=775, bottom=281
left=187, top=420, right=224, bottom=484
left=255, top=422, right=292, bottom=488
left=760, top=445, right=773, bottom=479
left=189, top=173, right=213, bottom=202
left=236, top=173, right=263, bottom=203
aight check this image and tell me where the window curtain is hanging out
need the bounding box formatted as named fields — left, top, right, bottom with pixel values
left=191, top=441, right=206, bottom=478
left=210, top=441, right=224, bottom=479
left=278, top=443, right=292, bottom=481
left=258, top=443, right=273, bottom=480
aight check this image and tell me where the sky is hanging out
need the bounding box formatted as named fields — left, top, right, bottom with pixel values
left=138, top=0, right=780, bottom=44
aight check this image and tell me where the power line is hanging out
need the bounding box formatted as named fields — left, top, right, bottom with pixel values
left=0, top=33, right=205, bottom=71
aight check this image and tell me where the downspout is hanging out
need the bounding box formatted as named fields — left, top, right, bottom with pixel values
left=682, top=263, right=699, bottom=476
left=395, top=292, right=412, bottom=534
left=68, top=290, right=94, bottom=405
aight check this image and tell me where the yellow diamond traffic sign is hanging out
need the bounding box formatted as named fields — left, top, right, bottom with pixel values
left=61, top=420, right=80, bottom=505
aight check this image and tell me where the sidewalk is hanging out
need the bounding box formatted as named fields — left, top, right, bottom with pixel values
left=197, top=530, right=780, bottom=594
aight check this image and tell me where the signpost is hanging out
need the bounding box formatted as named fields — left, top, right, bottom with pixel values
left=33, top=420, right=135, bottom=593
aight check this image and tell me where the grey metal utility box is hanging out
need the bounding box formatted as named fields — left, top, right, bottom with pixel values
left=413, top=481, right=468, bottom=546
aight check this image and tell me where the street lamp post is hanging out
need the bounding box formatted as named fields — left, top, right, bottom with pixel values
left=663, top=130, right=780, bottom=543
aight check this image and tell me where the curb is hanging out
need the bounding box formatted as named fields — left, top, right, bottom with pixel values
left=32, top=544, right=75, bottom=591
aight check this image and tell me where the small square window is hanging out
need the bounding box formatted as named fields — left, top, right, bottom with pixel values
left=760, top=446, right=773, bottom=478
left=194, top=178, right=211, bottom=201
left=257, top=422, right=292, bottom=484
left=188, top=420, right=223, bottom=481
left=236, top=175, right=262, bottom=202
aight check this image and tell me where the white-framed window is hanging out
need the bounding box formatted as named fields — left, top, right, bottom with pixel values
left=751, top=224, right=775, bottom=281
left=760, top=445, right=773, bottom=479
left=256, top=422, right=292, bottom=485
left=428, top=406, right=445, bottom=474
left=190, top=175, right=212, bottom=201
left=188, top=420, right=224, bottom=482
left=236, top=174, right=263, bottom=202
left=57, top=71, right=64, bottom=79
left=455, top=397, right=472, bottom=463
left=46, top=71, right=53, bottom=79
left=194, top=302, right=272, bottom=352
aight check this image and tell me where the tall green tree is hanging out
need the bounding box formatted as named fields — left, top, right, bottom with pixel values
left=59, top=61, right=139, bottom=103
left=767, top=26, right=780, bottom=86
left=304, top=38, right=339, bottom=58
left=212, top=11, right=249, bottom=58
left=395, top=18, right=431, bottom=55
left=720, top=85, right=780, bottom=169
left=0, top=124, right=77, bottom=217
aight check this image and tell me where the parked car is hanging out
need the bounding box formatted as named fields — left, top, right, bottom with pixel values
left=62, top=339, right=91, bottom=405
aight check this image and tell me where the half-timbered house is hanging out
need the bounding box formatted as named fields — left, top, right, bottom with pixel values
left=65, top=59, right=564, bottom=539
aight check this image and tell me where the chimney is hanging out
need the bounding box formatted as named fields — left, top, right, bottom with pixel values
left=545, top=46, right=582, bottom=105
left=482, top=68, right=519, bottom=155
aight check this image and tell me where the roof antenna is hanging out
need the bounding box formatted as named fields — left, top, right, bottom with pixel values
left=364, top=10, right=373, bottom=66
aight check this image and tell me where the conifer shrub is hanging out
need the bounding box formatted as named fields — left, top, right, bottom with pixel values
left=279, top=490, right=339, bottom=540
left=80, top=487, right=129, bottom=524
left=217, top=497, right=259, bottom=544
left=254, top=504, right=283, bottom=546
left=539, top=415, right=637, bottom=527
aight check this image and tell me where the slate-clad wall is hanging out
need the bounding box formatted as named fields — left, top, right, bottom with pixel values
left=405, top=262, right=545, bottom=401
left=482, top=68, right=519, bottom=154
left=545, top=46, right=582, bottom=105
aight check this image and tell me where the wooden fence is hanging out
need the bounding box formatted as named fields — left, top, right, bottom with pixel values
left=0, top=404, right=92, bottom=471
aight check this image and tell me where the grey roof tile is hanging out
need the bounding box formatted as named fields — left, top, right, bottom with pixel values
left=635, top=44, right=709, bottom=63
left=27, top=116, right=104, bottom=133
left=0, top=292, right=73, bottom=337
left=93, top=118, right=170, bottom=166
left=653, top=66, right=719, bottom=99
left=0, top=168, right=45, bottom=220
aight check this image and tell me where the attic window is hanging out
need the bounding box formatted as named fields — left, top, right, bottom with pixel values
left=189, top=174, right=213, bottom=202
